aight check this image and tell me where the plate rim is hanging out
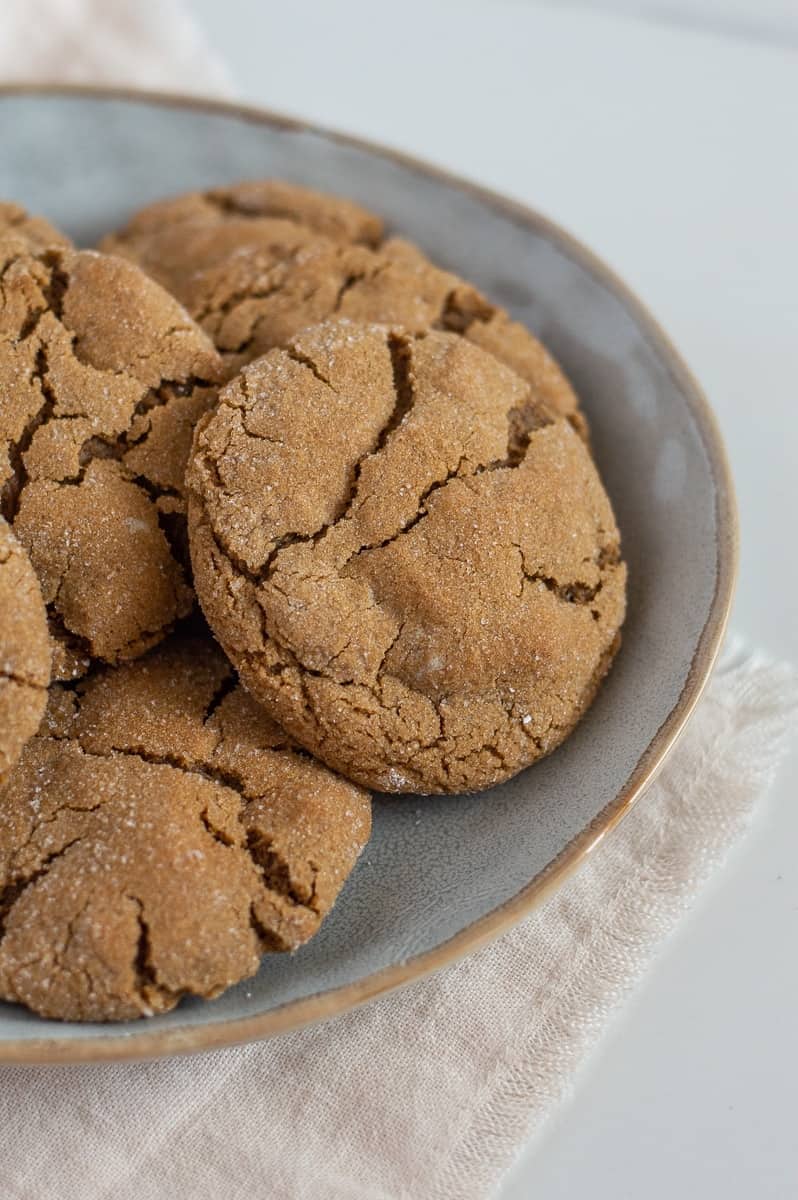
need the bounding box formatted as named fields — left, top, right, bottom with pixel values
left=0, top=83, right=739, bottom=1065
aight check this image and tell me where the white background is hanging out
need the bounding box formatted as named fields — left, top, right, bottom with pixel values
left=184, top=2, right=798, bottom=1195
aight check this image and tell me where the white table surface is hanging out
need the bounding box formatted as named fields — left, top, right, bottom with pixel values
left=186, top=1, right=798, bottom=1194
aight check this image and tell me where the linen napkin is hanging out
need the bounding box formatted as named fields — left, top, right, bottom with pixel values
left=1, top=0, right=233, bottom=95
left=2, top=4, right=797, bottom=1198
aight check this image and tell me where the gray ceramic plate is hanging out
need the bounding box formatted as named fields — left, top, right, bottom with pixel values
left=0, top=86, right=736, bottom=1063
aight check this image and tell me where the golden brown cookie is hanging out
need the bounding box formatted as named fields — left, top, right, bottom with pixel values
left=0, top=517, right=50, bottom=787
left=100, top=180, right=583, bottom=431
left=99, top=180, right=380, bottom=375
left=188, top=321, right=626, bottom=795
left=0, top=632, right=371, bottom=1022
left=0, top=201, right=73, bottom=255
left=0, top=225, right=223, bottom=680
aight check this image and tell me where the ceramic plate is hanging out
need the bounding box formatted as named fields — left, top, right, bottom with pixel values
left=0, top=86, right=737, bottom=1063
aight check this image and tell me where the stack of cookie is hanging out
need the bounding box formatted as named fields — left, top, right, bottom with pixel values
left=0, top=183, right=626, bottom=1022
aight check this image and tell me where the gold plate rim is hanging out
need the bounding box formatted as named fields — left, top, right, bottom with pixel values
left=0, top=83, right=739, bottom=1065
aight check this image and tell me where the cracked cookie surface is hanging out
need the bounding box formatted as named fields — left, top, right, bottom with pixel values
left=0, top=219, right=223, bottom=679
left=100, top=179, right=583, bottom=431
left=0, top=517, right=50, bottom=787
left=188, top=320, right=626, bottom=794
left=0, top=632, right=371, bottom=1022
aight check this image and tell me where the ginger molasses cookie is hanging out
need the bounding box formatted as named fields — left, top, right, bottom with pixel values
left=99, top=179, right=383, bottom=379
left=0, top=201, right=72, bottom=255
left=188, top=321, right=626, bottom=795
left=0, top=517, right=50, bottom=787
left=101, top=180, right=583, bottom=431
left=0, top=633, right=371, bottom=1022
left=0, top=227, right=223, bottom=679
left=101, top=177, right=384, bottom=264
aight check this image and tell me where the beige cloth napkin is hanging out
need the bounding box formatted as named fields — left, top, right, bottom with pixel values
left=1, top=0, right=233, bottom=94
left=2, top=4, right=798, bottom=1198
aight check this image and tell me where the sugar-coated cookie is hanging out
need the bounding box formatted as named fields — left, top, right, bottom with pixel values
left=0, top=633, right=371, bottom=1021
left=0, top=213, right=223, bottom=678
left=188, top=320, right=625, bottom=794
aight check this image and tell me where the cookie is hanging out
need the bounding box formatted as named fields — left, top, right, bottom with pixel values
left=0, top=632, right=371, bottom=1022
left=188, top=321, right=626, bottom=794
left=0, top=201, right=72, bottom=255
left=98, top=180, right=380, bottom=374
left=0, top=517, right=50, bottom=787
left=101, top=180, right=583, bottom=432
left=0, top=227, right=223, bottom=679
